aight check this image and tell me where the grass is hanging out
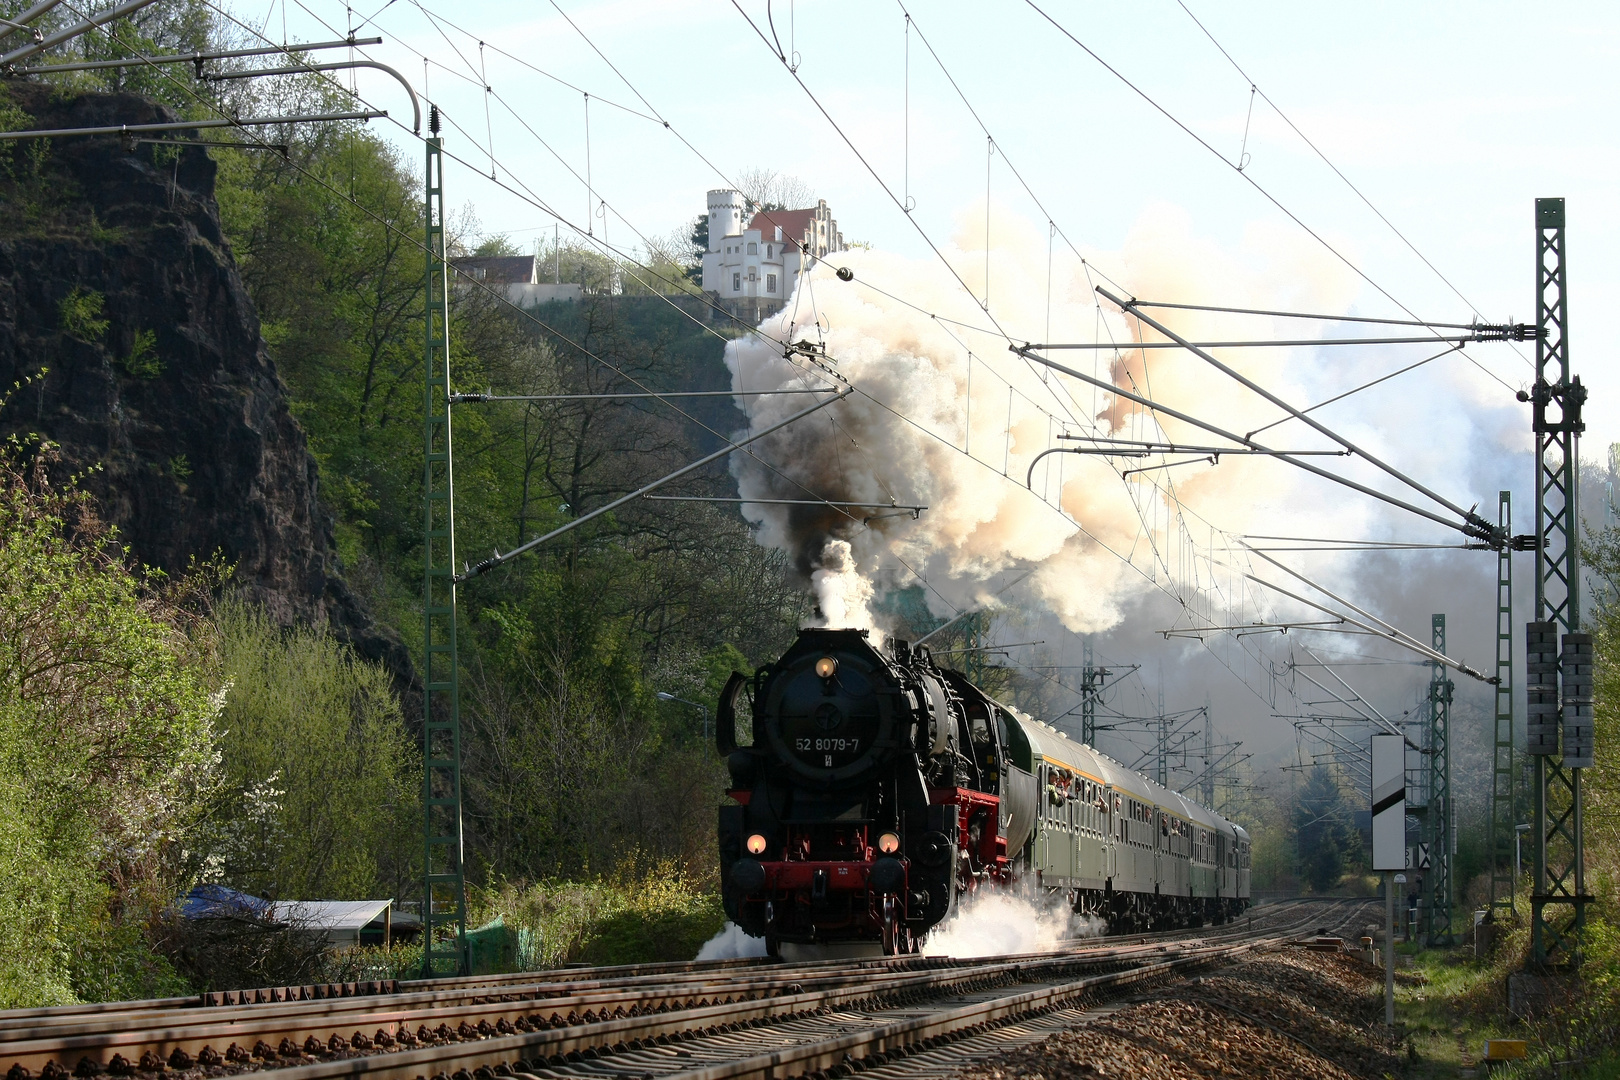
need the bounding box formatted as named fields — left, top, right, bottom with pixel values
left=1387, top=941, right=1522, bottom=1078
left=471, top=860, right=725, bottom=973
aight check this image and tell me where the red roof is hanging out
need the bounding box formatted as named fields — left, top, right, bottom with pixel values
left=747, top=207, right=819, bottom=246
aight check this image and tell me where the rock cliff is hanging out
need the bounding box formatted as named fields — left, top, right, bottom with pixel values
left=0, top=81, right=410, bottom=680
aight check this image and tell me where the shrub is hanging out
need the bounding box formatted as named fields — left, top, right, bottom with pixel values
left=207, top=602, right=419, bottom=902
left=476, top=861, right=724, bottom=972
left=0, top=439, right=221, bottom=1006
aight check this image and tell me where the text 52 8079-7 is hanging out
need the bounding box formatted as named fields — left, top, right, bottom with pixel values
left=797, top=737, right=860, bottom=752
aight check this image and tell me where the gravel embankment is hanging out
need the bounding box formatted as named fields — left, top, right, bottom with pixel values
left=958, top=948, right=1405, bottom=1079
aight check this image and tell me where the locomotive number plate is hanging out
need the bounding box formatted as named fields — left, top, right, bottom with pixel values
left=796, top=738, right=861, bottom=752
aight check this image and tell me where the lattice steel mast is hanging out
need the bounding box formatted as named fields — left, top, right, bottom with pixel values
left=1080, top=638, right=1109, bottom=747
left=1489, top=491, right=1518, bottom=919
left=1426, top=614, right=1454, bottom=945
left=1526, top=196, right=1590, bottom=968
left=421, top=109, right=468, bottom=976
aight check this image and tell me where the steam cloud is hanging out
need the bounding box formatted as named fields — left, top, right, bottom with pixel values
left=920, top=882, right=1104, bottom=956
left=727, top=203, right=1363, bottom=637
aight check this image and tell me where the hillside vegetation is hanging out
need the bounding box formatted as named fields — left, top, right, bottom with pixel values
left=0, top=0, right=808, bottom=1004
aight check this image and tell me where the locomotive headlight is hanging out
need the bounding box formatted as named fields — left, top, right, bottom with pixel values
left=746, top=833, right=769, bottom=856
left=815, top=656, right=838, bottom=679
left=877, top=832, right=901, bottom=855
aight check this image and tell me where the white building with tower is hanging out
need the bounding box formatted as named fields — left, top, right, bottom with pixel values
left=700, top=189, right=845, bottom=321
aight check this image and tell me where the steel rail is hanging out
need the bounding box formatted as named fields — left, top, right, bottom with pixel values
left=250, top=903, right=1348, bottom=1080
left=0, top=945, right=1189, bottom=1076
left=0, top=905, right=1325, bottom=1076
left=0, top=958, right=962, bottom=1055
left=769, top=900, right=1374, bottom=1080
left=187, top=946, right=1229, bottom=1080
left=1, top=966, right=854, bottom=1042
left=662, top=939, right=1274, bottom=1080
left=0, top=957, right=769, bottom=1025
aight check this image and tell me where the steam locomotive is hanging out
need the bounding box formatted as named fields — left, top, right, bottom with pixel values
left=716, top=628, right=1250, bottom=954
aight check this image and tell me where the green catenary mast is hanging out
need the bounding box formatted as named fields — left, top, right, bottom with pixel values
left=421, top=108, right=468, bottom=976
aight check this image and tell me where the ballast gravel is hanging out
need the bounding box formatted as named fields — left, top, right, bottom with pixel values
left=957, top=948, right=1404, bottom=1080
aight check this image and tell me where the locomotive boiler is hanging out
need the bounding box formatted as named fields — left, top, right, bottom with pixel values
left=716, top=628, right=1250, bottom=955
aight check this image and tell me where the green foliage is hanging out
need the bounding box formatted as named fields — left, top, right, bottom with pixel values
left=208, top=602, right=419, bottom=901
left=121, top=328, right=163, bottom=379
left=22, top=0, right=213, bottom=107
left=211, top=105, right=800, bottom=886
left=1294, top=766, right=1355, bottom=893
left=0, top=98, right=50, bottom=181
left=685, top=214, right=708, bottom=282
left=59, top=286, right=108, bottom=344
left=464, top=580, right=728, bottom=882
left=474, top=234, right=520, bottom=257
left=476, top=862, right=725, bottom=971
left=1459, top=525, right=1620, bottom=1073
left=0, top=441, right=221, bottom=1007
left=67, top=914, right=192, bottom=1004
left=317, top=941, right=423, bottom=982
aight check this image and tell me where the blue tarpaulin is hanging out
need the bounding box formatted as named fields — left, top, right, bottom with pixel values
left=180, top=884, right=275, bottom=920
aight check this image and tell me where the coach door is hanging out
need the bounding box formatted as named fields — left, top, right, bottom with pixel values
left=1104, top=783, right=1117, bottom=881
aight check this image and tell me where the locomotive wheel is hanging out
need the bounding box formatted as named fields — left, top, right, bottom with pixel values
left=880, top=895, right=901, bottom=955
left=891, top=923, right=915, bottom=955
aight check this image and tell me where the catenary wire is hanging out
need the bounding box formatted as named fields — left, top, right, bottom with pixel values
left=1019, top=0, right=1523, bottom=396
left=1171, top=0, right=1533, bottom=372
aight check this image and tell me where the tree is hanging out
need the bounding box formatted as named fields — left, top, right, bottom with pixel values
left=1293, top=766, right=1354, bottom=893
left=0, top=438, right=219, bottom=1006
left=734, top=166, right=814, bottom=212
left=208, top=602, right=418, bottom=902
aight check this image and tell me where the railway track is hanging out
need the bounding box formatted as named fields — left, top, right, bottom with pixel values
left=1, top=897, right=1367, bottom=1080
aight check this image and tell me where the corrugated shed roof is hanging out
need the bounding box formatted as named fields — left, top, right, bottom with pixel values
left=274, top=899, right=393, bottom=931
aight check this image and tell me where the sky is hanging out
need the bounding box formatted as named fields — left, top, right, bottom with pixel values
left=249, top=0, right=1618, bottom=787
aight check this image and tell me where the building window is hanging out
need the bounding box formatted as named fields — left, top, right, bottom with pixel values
left=748, top=268, right=757, bottom=281
left=732, top=272, right=741, bottom=291
left=767, top=273, right=777, bottom=293
left=747, top=242, right=757, bottom=254
left=766, top=244, right=773, bottom=257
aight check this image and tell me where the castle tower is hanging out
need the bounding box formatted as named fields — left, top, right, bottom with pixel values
left=706, top=189, right=744, bottom=251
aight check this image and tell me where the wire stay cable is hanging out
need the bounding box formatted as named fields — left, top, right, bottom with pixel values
left=1095, top=286, right=1497, bottom=540
left=459, top=389, right=852, bottom=581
